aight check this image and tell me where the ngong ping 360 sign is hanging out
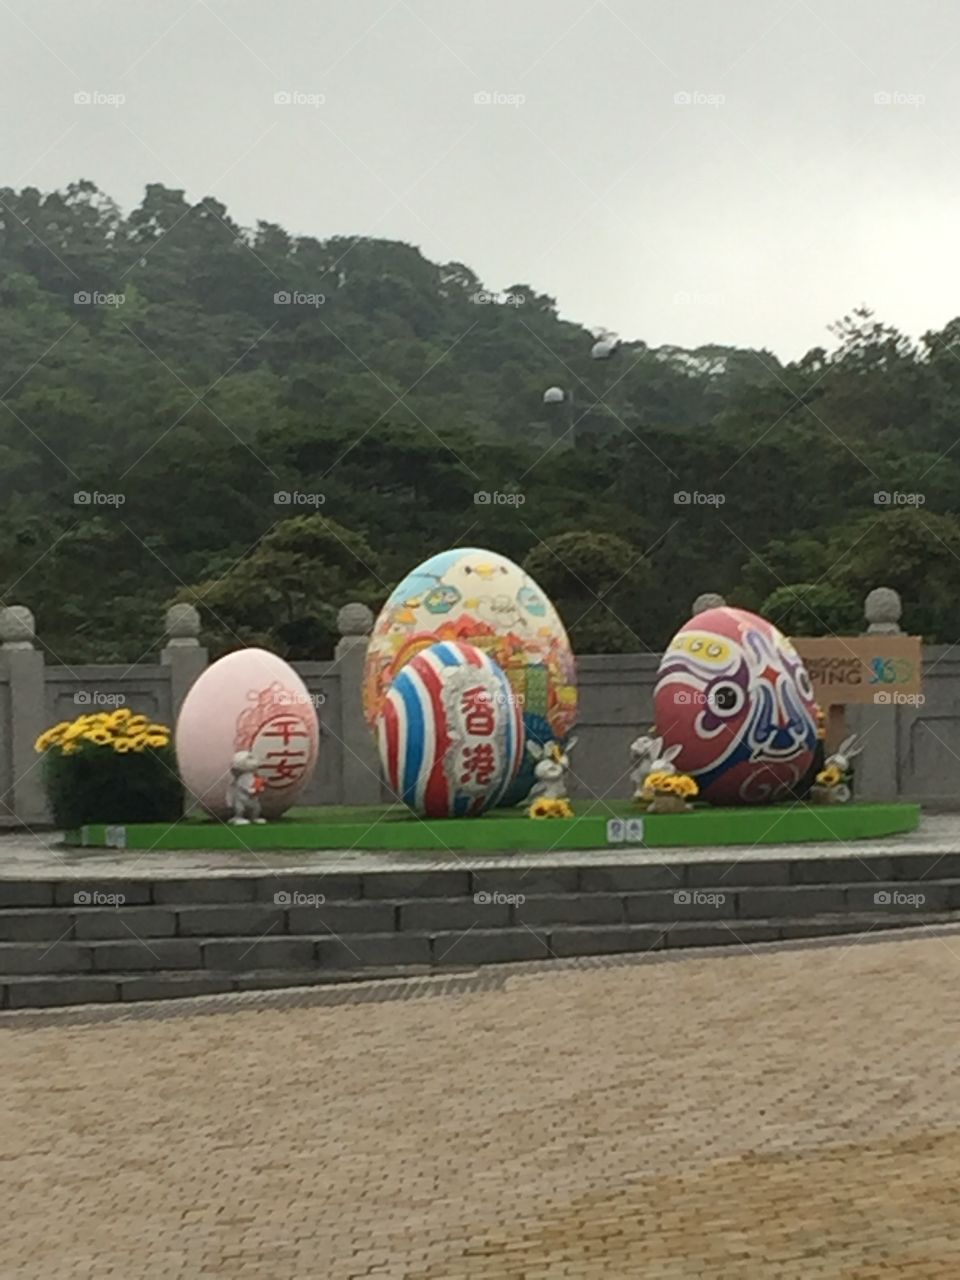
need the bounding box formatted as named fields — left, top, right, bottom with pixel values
left=791, top=635, right=923, bottom=706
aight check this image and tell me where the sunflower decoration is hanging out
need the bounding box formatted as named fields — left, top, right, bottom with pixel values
left=642, top=769, right=699, bottom=814
left=642, top=771, right=699, bottom=799
left=815, top=763, right=843, bottom=788
left=34, top=705, right=182, bottom=829
left=35, top=708, right=173, bottom=757
left=528, top=796, right=574, bottom=820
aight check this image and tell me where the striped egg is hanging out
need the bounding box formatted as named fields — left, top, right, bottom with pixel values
left=377, top=642, right=524, bottom=818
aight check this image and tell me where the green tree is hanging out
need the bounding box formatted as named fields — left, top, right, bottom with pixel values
left=760, top=584, right=860, bottom=638
left=523, top=532, right=653, bottom=653
left=175, top=515, right=385, bottom=659
left=829, top=509, right=960, bottom=642
left=1, top=179, right=958, bottom=659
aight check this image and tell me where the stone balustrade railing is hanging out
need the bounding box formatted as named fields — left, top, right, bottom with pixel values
left=2, top=586, right=950, bottom=826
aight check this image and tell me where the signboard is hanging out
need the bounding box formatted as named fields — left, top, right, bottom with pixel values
left=791, top=635, right=922, bottom=705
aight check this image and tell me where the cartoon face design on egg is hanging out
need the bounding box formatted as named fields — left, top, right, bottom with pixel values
left=654, top=607, right=818, bottom=805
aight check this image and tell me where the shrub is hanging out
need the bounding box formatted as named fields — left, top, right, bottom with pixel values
left=760, top=583, right=860, bottom=637
left=35, top=709, right=183, bottom=829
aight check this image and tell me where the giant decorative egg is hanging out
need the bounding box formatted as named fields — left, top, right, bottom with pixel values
left=378, top=642, right=524, bottom=817
left=364, top=547, right=576, bottom=804
left=654, top=607, right=818, bottom=805
left=176, top=648, right=319, bottom=819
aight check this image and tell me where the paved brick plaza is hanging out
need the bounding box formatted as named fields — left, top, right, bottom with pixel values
left=4, top=930, right=960, bottom=1278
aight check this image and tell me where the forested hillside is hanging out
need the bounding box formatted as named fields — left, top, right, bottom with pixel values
left=1, top=180, right=958, bottom=660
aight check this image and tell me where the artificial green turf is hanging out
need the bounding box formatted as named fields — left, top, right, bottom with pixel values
left=68, top=801, right=921, bottom=852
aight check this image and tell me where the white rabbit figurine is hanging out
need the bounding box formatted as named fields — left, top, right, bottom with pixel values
left=825, top=734, right=864, bottom=777
left=646, top=742, right=683, bottom=776
left=636, top=740, right=684, bottom=806
left=225, top=750, right=267, bottom=824
left=526, top=737, right=577, bottom=817
left=812, top=733, right=864, bottom=804
left=629, top=734, right=661, bottom=799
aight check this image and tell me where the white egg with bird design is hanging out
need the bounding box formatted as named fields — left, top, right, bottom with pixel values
left=363, top=547, right=577, bottom=804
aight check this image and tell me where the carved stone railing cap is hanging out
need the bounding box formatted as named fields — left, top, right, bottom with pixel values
left=692, top=592, right=726, bottom=615
left=337, top=602, right=374, bottom=637
left=164, top=603, right=201, bottom=646
left=0, top=605, right=36, bottom=649
left=864, top=586, right=902, bottom=634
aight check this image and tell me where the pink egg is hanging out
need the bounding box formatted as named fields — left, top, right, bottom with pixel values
left=175, top=648, right=319, bottom=819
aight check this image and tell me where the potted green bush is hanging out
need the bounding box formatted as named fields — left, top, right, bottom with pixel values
left=35, top=709, right=183, bottom=829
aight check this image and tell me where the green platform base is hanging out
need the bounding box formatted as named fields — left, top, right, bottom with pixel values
left=67, top=801, right=921, bottom=853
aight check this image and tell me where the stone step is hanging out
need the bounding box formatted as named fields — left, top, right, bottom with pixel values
left=0, top=932, right=441, bottom=975
left=0, top=902, right=405, bottom=940
left=7, top=855, right=960, bottom=914
left=0, top=966, right=437, bottom=1009
left=0, top=909, right=953, bottom=993
left=0, top=880, right=956, bottom=943
left=1, top=912, right=954, bottom=1009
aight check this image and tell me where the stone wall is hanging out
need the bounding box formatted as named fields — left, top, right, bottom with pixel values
left=1, top=588, right=954, bottom=825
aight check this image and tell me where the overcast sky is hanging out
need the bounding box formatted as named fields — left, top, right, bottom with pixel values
left=3, top=0, right=959, bottom=359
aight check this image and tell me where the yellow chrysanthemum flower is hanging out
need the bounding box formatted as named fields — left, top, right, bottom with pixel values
left=527, top=796, right=573, bottom=819
left=817, top=764, right=843, bottom=788
left=35, top=709, right=172, bottom=760
left=35, top=721, right=72, bottom=752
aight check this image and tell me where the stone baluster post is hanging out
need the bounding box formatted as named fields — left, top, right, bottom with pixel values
left=850, top=587, right=904, bottom=801
left=0, top=606, right=50, bottom=825
left=160, top=604, right=208, bottom=720
left=864, top=587, right=902, bottom=635
left=334, top=603, right=381, bottom=805
left=692, top=592, right=726, bottom=614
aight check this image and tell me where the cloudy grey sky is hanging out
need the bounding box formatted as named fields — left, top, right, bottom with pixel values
left=3, top=0, right=958, bottom=359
